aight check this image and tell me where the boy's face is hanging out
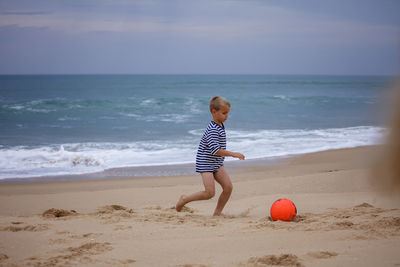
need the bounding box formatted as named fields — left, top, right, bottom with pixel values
left=212, top=105, right=230, bottom=124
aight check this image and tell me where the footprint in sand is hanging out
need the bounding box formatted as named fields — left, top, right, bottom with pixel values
left=114, top=225, right=133, bottom=230
left=145, top=205, right=196, bottom=213
left=306, top=251, right=338, bottom=259
left=117, top=259, right=136, bottom=265
left=0, top=224, right=49, bottom=232
left=49, top=232, right=104, bottom=245
left=241, top=251, right=337, bottom=266
left=140, top=206, right=223, bottom=227
left=0, top=254, right=9, bottom=262
left=25, top=242, right=113, bottom=266
left=96, top=205, right=135, bottom=214
left=94, top=205, right=136, bottom=223
left=66, top=242, right=113, bottom=255
left=42, top=208, right=78, bottom=218
left=242, top=253, right=304, bottom=267
left=176, top=264, right=209, bottom=267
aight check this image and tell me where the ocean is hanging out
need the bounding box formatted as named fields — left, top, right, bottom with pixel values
left=0, top=74, right=392, bottom=180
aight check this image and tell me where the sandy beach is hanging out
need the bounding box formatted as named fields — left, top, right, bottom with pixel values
left=1, top=145, right=400, bottom=266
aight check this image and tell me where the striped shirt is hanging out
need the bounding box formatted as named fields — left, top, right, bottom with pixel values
left=195, top=121, right=226, bottom=173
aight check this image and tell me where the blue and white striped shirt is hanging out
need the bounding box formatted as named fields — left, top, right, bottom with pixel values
left=195, top=121, right=226, bottom=173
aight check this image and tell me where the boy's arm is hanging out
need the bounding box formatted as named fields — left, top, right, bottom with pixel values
left=215, top=149, right=245, bottom=160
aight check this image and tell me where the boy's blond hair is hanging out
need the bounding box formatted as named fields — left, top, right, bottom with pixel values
left=209, top=96, right=230, bottom=112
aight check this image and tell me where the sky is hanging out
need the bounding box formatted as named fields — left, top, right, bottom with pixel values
left=0, top=0, right=399, bottom=75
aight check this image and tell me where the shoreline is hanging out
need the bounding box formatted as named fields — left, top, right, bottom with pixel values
left=0, top=153, right=287, bottom=184
left=0, top=145, right=376, bottom=184
left=0, top=145, right=383, bottom=209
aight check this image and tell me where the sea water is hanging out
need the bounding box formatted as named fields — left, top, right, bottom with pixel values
left=0, top=75, right=392, bottom=179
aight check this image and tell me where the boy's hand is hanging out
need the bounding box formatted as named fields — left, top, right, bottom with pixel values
left=233, top=152, right=245, bottom=160
left=216, top=149, right=245, bottom=160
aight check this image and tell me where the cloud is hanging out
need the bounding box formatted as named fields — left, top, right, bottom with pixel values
left=0, top=10, right=51, bottom=15
left=0, top=2, right=398, bottom=46
left=0, top=0, right=398, bottom=75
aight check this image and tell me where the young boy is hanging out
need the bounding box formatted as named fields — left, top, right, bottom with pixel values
left=175, top=96, right=245, bottom=216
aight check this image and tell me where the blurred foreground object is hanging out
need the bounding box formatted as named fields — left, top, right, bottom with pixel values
left=374, top=81, right=400, bottom=191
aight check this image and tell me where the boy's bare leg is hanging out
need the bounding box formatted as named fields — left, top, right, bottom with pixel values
left=176, top=172, right=215, bottom=212
left=213, top=166, right=233, bottom=216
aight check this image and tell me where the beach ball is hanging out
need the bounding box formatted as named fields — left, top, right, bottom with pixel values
left=270, top=198, right=297, bottom=221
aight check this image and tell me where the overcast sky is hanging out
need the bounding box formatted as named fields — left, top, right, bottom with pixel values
left=0, top=0, right=399, bottom=75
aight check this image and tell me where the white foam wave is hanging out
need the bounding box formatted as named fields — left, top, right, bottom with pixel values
left=58, top=116, right=80, bottom=121
left=273, top=95, right=289, bottom=100
left=185, top=97, right=203, bottom=114
left=0, top=126, right=385, bottom=179
left=0, top=142, right=196, bottom=179
left=5, top=100, right=56, bottom=113
left=159, top=114, right=192, bottom=123
left=119, top=113, right=140, bottom=118
left=120, top=112, right=192, bottom=123
left=226, top=126, right=385, bottom=160
left=140, top=99, right=156, bottom=106
left=8, top=105, right=25, bottom=110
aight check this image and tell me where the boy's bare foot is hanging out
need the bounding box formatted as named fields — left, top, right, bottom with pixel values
left=176, top=195, right=187, bottom=212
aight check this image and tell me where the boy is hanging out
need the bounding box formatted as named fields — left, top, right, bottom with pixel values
left=176, top=96, right=245, bottom=216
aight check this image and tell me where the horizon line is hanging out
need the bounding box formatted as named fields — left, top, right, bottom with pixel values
left=0, top=73, right=397, bottom=77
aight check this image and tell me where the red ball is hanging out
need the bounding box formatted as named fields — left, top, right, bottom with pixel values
left=270, top=198, right=297, bottom=221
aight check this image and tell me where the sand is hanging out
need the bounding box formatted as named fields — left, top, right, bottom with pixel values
left=0, top=145, right=400, bottom=266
